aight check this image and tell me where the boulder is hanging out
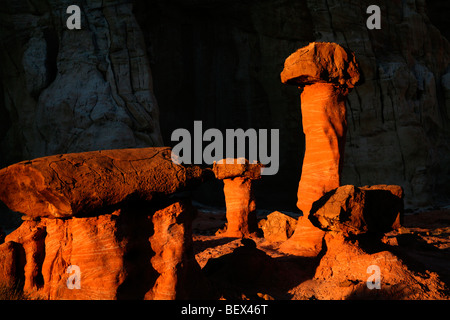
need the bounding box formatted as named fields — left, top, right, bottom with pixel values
left=309, top=185, right=404, bottom=235
left=259, top=211, right=298, bottom=242
left=0, top=147, right=210, bottom=219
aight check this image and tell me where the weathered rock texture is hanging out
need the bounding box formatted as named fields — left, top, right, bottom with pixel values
left=280, top=184, right=404, bottom=257
left=2, top=200, right=208, bottom=300
left=309, top=185, right=403, bottom=235
left=296, top=232, right=449, bottom=300
left=258, top=211, right=298, bottom=242
left=281, top=42, right=361, bottom=215
left=1, top=0, right=450, bottom=210
left=0, top=148, right=212, bottom=299
left=279, top=216, right=326, bottom=257
left=213, top=159, right=262, bottom=237
left=0, top=0, right=163, bottom=168
left=0, top=147, right=208, bottom=219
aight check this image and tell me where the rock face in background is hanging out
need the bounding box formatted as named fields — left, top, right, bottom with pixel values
left=1, top=0, right=450, bottom=209
left=0, top=0, right=163, bottom=168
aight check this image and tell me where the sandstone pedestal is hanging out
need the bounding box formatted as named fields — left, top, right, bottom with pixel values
left=213, top=159, right=262, bottom=238
left=0, top=147, right=212, bottom=299
left=280, top=42, right=361, bottom=256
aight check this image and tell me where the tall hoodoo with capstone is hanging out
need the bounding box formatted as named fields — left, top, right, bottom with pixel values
left=279, top=42, right=361, bottom=256
left=281, top=42, right=361, bottom=216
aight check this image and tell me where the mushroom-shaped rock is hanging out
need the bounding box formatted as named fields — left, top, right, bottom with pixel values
left=280, top=42, right=361, bottom=88
left=279, top=42, right=361, bottom=256
left=213, top=158, right=262, bottom=238
left=0, top=147, right=210, bottom=219
left=281, top=42, right=361, bottom=215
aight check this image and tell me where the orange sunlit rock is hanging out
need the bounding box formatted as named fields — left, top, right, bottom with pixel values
left=279, top=216, right=325, bottom=257
left=3, top=200, right=209, bottom=300
left=213, top=159, right=262, bottom=238
left=280, top=42, right=361, bottom=255
left=309, top=232, right=449, bottom=299
left=281, top=42, right=361, bottom=216
left=0, top=147, right=210, bottom=219
left=280, top=42, right=361, bottom=88
left=0, top=241, right=22, bottom=287
left=295, top=82, right=348, bottom=214
left=258, top=211, right=298, bottom=242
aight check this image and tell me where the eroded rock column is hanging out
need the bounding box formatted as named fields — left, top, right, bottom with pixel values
left=213, top=159, right=262, bottom=238
left=279, top=42, right=361, bottom=256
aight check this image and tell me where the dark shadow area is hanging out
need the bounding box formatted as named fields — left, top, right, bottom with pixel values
left=116, top=201, right=159, bottom=300
left=391, top=234, right=450, bottom=287
left=426, top=0, right=450, bottom=41
left=34, top=227, right=46, bottom=289
left=346, top=232, right=450, bottom=289
left=132, top=0, right=310, bottom=212
left=201, top=239, right=324, bottom=299
left=0, top=201, right=23, bottom=236
left=14, top=242, right=26, bottom=290
left=345, top=282, right=415, bottom=300
left=363, top=190, right=403, bottom=232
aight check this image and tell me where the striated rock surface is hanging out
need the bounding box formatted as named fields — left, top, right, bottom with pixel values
left=281, top=42, right=361, bottom=215
left=3, top=200, right=210, bottom=300
left=0, top=241, right=23, bottom=287
left=0, top=148, right=212, bottom=299
left=0, top=147, right=209, bottom=219
left=213, top=159, right=262, bottom=238
left=309, top=185, right=404, bottom=235
left=0, top=0, right=163, bottom=168
left=1, top=1, right=450, bottom=209
left=279, top=216, right=326, bottom=257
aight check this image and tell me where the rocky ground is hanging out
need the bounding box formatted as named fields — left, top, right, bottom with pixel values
left=192, top=205, right=450, bottom=300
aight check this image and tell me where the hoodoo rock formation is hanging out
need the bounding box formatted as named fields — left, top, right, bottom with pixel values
left=213, top=159, right=262, bottom=238
left=0, top=147, right=212, bottom=299
left=279, top=42, right=361, bottom=256
left=280, top=42, right=362, bottom=215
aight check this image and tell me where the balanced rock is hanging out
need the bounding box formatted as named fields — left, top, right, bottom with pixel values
left=309, top=185, right=404, bottom=235
left=0, top=147, right=213, bottom=299
left=0, top=147, right=209, bottom=219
